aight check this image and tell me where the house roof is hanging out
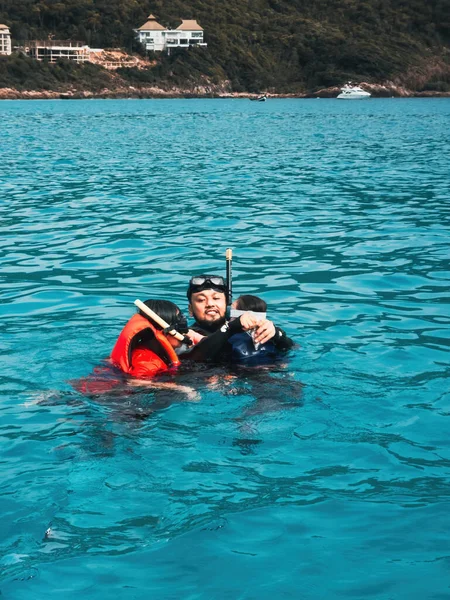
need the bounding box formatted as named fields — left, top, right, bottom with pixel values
left=176, top=20, right=203, bottom=31
left=0, top=24, right=10, bottom=30
left=137, top=14, right=166, bottom=31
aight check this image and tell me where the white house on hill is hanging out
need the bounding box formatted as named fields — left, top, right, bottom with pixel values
left=135, top=15, right=207, bottom=52
left=0, top=24, right=12, bottom=55
left=135, top=15, right=167, bottom=52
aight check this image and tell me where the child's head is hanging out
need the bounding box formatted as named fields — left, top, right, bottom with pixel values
left=141, top=299, right=180, bottom=327
left=233, top=294, right=267, bottom=313
left=139, top=299, right=189, bottom=348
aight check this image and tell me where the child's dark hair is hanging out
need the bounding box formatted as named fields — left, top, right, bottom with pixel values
left=235, top=294, right=267, bottom=312
left=139, top=299, right=180, bottom=329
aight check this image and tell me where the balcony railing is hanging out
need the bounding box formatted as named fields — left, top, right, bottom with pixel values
left=28, top=40, right=87, bottom=49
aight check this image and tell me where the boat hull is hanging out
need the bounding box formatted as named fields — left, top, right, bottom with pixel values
left=337, top=84, right=371, bottom=99
left=337, top=94, right=371, bottom=99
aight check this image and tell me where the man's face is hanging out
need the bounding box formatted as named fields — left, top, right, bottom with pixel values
left=189, top=288, right=227, bottom=327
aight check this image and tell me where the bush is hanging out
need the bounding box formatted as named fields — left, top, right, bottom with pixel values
left=0, top=0, right=449, bottom=92
left=420, top=80, right=450, bottom=92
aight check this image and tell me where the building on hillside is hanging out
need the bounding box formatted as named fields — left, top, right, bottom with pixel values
left=170, top=20, right=206, bottom=49
left=135, top=14, right=167, bottom=52
left=0, top=24, right=12, bottom=55
left=26, top=40, right=90, bottom=63
left=135, top=15, right=207, bottom=52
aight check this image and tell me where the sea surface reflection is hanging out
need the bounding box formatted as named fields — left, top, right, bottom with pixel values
left=0, top=98, right=449, bottom=599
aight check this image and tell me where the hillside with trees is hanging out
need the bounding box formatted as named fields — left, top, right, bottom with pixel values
left=0, top=0, right=449, bottom=94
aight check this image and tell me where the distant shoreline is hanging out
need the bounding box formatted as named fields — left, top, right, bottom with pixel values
left=1, top=74, right=447, bottom=102
left=1, top=89, right=449, bottom=100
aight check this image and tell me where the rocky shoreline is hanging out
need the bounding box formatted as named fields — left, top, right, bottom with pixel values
left=1, top=81, right=449, bottom=100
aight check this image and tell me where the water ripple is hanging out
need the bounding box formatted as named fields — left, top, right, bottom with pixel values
left=1, top=98, right=449, bottom=598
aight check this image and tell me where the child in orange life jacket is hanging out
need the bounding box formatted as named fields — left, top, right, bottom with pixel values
left=73, top=300, right=197, bottom=399
left=110, top=299, right=262, bottom=378
left=73, top=299, right=262, bottom=402
left=110, top=299, right=191, bottom=379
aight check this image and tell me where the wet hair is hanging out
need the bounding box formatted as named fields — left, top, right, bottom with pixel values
left=235, top=294, right=267, bottom=313
left=139, top=299, right=181, bottom=330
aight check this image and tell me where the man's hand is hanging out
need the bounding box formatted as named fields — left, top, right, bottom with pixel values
left=239, top=312, right=261, bottom=331
left=239, top=313, right=276, bottom=345
left=253, top=319, right=276, bottom=345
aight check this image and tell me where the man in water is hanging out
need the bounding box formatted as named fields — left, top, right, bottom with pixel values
left=187, top=275, right=294, bottom=351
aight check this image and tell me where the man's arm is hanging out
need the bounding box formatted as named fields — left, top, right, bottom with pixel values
left=253, top=320, right=294, bottom=350
left=272, top=326, right=295, bottom=351
left=181, top=314, right=260, bottom=362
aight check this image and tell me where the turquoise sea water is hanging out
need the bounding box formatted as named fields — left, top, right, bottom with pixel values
left=1, top=98, right=450, bottom=599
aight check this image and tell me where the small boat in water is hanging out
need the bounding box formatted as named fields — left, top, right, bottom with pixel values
left=337, top=83, right=371, bottom=99
left=250, top=94, right=267, bottom=102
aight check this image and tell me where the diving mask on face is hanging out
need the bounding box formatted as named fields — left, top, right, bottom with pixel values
left=190, top=275, right=225, bottom=287
left=171, top=312, right=189, bottom=335
left=187, top=275, right=227, bottom=298
left=163, top=312, right=192, bottom=348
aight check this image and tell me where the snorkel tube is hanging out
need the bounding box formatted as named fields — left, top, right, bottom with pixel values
left=226, top=248, right=233, bottom=316
left=134, top=299, right=192, bottom=345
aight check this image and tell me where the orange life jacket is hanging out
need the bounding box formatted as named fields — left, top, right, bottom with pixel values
left=110, top=313, right=180, bottom=378
left=70, top=365, right=123, bottom=396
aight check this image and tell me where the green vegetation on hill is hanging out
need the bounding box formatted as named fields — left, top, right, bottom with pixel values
left=0, top=0, right=449, bottom=93
left=0, top=52, right=112, bottom=91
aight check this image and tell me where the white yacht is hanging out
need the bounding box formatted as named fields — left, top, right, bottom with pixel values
left=337, top=83, right=371, bottom=99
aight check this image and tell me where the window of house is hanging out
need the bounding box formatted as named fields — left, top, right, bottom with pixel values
left=191, top=32, right=203, bottom=38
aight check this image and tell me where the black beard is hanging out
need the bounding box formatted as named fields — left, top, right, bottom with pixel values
left=194, top=316, right=227, bottom=334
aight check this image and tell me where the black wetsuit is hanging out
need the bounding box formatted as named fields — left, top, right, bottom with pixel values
left=188, top=319, right=294, bottom=363
left=180, top=317, right=246, bottom=363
